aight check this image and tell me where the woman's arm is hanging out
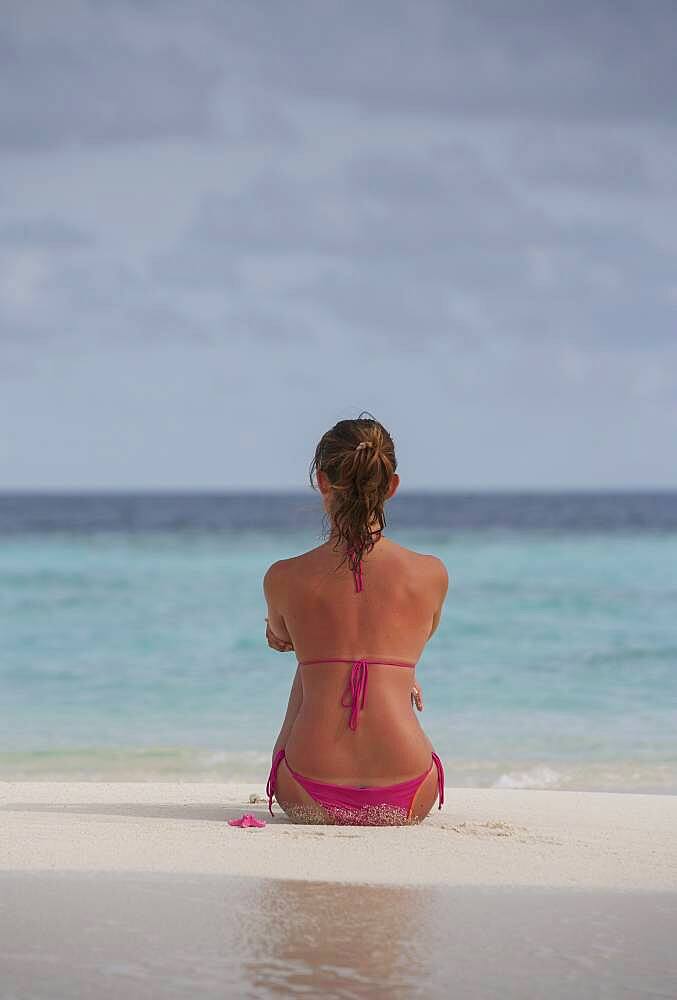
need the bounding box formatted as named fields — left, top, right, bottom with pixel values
left=271, top=664, right=304, bottom=759
left=427, top=557, right=450, bottom=639
left=263, top=562, right=294, bottom=651
left=263, top=561, right=302, bottom=757
left=413, top=558, right=448, bottom=711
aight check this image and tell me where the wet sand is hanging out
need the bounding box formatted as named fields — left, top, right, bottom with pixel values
left=1, top=873, right=676, bottom=999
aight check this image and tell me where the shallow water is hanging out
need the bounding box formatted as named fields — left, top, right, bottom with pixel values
left=1, top=491, right=676, bottom=791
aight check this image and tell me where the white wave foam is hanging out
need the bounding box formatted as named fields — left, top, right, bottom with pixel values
left=492, top=766, right=562, bottom=789
left=198, top=752, right=228, bottom=766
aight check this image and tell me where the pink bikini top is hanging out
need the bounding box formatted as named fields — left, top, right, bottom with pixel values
left=297, top=544, right=416, bottom=731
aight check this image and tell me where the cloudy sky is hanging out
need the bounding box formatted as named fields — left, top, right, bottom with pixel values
left=2, top=0, right=676, bottom=490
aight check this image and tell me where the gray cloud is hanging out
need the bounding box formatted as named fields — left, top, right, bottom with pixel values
left=224, top=0, right=677, bottom=124
left=141, top=134, right=675, bottom=351
left=4, top=0, right=676, bottom=157
left=509, top=133, right=654, bottom=195
left=0, top=217, right=93, bottom=248
left=150, top=149, right=548, bottom=281
left=0, top=2, right=222, bottom=150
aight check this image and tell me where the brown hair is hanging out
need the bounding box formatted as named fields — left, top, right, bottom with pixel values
left=309, top=411, right=398, bottom=577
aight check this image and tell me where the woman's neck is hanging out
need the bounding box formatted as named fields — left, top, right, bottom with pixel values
left=327, top=524, right=384, bottom=547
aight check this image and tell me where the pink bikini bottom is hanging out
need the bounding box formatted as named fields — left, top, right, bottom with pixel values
left=266, top=747, right=445, bottom=826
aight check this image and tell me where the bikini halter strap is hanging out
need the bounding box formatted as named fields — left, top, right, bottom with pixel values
left=346, top=545, right=363, bottom=593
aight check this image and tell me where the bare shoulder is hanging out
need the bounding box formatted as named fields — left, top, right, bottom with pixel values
left=390, top=545, right=449, bottom=594
left=262, top=551, right=310, bottom=592
left=262, top=557, right=291, bottom=594
left=419, top=553, right=450, bottom=597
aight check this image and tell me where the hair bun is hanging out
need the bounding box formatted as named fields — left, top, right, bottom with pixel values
left=309, top=416, right=396, bottom=571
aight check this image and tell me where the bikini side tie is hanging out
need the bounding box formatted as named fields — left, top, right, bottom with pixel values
left=340, top=658, right=368, bottom=731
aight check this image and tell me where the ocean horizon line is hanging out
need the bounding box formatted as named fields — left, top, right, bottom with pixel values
left=1, top=486, right=677, bottom=496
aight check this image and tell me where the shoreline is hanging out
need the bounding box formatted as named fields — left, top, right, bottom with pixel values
left=3, top=751, right=677, bottom=795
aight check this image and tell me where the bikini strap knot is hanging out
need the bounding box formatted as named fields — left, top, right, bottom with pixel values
left=340, top=658, right=368, bottom=730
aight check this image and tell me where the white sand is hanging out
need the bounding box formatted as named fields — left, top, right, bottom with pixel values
left=1, top=781, right=676, bottom=889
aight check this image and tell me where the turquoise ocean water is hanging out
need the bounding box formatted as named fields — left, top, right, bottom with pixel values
left=1, top=492, right=676, bottom=791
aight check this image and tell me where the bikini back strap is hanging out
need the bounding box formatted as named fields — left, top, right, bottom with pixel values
left=298, top=658, right=416, bottom=668
left=298, top=657, right=415, bottom=731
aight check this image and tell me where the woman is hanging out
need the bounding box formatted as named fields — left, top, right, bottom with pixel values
left=264, top=414, right=449, bottom=825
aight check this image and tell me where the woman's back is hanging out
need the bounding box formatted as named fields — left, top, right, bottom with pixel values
left=282, top=536, right=439, bottom=664
left=276, top=536, right=447, bottom=783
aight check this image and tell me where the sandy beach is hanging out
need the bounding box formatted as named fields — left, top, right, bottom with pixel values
left=2, top=781, right=676, bottom=889
left=2, top=781, right=676, bottom=998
